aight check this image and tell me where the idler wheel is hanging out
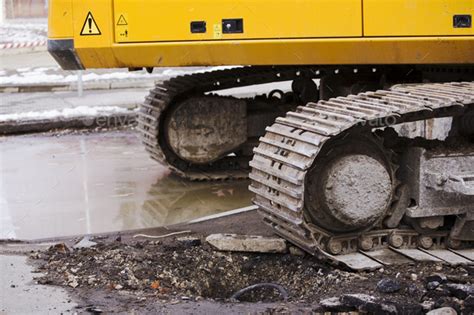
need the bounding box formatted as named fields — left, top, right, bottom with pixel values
left=305, top=134, right=395, bottom=233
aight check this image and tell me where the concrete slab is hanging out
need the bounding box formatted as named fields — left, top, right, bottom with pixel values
left=0, top=255, right=76, bottom=313
left=206, top=233, right=287, bottom=253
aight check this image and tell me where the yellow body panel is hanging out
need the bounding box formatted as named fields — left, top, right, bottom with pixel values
left=75, top=37, right=474, bottom=68
left=113, top=0, right=362, bottom=42
left=364, top=0, right=474, bottom=36
left=47, top=0, right=73, bottom=38
left=48, top=0, right=474, bottom=68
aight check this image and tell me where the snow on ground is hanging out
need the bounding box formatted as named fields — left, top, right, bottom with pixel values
left=0, top=21, right=47, bottom=44
left=0, top=66, right=238, bottom=85
left=0, top=106, right=135, bottom=122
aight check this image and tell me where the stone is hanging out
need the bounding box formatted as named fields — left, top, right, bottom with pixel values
left=73, top=237, right=97, bottom=249
left=464, top=295, right=474, bottom=306
left=341, top=294, right=377, bottom=307
left=411, top=273, right=418, bottom=281
left=177, top=236, right=201, bottom=247
left=426, top=307, right=457, bottom=315
left=464, top=295, right=474, bottom=314
left=319, top=297, right=353, bottom=312
left=288, top=246, right=305, bottom=256
left=205, top=234, right=287, bottom=253
left=340, top=294, right=397, bottom=314
left=421, top=300, right=435, bottom=312
left=377, top=278, right=402, bottom=293
left=341, top=293, right=422, bottom=314
left=396, top=302, right=424, bottom=314
left=445, top=283, right=474, bottom=300
left=49, top=243, right=70, bottom=255
left=427, top=281, right=441, bottom=290
left=426, top=274, right=448, bottom=284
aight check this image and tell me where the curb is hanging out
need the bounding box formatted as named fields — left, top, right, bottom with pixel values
left=0, top=112, right=137, bottom=135
left=0, top=79, right=157, bottom=93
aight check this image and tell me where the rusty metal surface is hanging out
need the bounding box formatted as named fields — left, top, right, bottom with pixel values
left=249, top=81, right=474, bottom=270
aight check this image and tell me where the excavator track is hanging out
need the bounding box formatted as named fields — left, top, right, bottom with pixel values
left=137, top=66, right=305, bottom=180
left=250, top=81, right=474, bottom=270
left=137, top=66, right=390, bottom=180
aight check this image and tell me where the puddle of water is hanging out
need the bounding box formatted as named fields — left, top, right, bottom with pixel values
left=0, top=130, right=253, bottom=240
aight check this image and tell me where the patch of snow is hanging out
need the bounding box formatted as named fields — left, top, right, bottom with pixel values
left=0, top=106, right=133, bottom=122
left=0, top=22, right=47, bottom=44
left=0, top=66, right=241, bottom=85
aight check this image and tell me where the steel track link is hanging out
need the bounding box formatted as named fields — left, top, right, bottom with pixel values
left=250, top=81, right=474, bottom=270
left=137, top=66, right=379, bottom=181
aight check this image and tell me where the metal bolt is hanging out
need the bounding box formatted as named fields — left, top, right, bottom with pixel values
left=419, top=236, right=433, bottom=249
left=359, top=237, right=374, bottom=251
left=326, top=240, right=342, bottom=255
left=389, top=233, right=404, bottom=248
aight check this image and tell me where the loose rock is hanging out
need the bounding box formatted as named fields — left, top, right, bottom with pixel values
left=445, top=283, right=474, bottom=300
left=376, top=278, right=401, bottom=293
left=177, top=236, right=201, bottom=247
left=421, top=300, right=435, bottom=312
left=73, top=237, right=97, bottom=249
left=426, top=274, right=448, bottom=284
left=426, top=306, right=457, bottom=315
left=319, top=297, right=352, bottom=312
left=206, top=234, right=287, bottom=253
left=49, top=243, right=69, bottom=255
left=288, top=246, right=305, bottom=256
left=427, top=281, right=441, bottom=290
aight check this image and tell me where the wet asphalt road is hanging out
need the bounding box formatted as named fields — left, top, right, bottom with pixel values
left=0, top=130, right=253, bottom=240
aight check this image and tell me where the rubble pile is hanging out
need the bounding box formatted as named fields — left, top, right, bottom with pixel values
left=30, top=238, right=473, bottom=314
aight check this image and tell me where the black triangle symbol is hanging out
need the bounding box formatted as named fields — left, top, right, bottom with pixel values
left=117, top=15, right=128, bottom=26
left=80, top=12, right=101, bottom=36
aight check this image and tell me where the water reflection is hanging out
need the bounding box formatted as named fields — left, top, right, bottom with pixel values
left=0, top=131, right=253, bottom=240
left=118, top=176, right=252, bottom=229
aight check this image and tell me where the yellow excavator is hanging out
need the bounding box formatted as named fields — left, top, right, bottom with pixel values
left=48, top=0, right=473, bottom=270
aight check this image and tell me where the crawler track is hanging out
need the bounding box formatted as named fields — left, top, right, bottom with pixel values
left=137, top=66, right=307, bottom=180
left=137, top=66, right=385, bottom=180
left=249, top=81, right=474, bottom=270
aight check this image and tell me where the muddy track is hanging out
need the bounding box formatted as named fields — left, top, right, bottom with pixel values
left=249, top=81, right=474, bottom=270
left=137, top=66, right=383, bottom=180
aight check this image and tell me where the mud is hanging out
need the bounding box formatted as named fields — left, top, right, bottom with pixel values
left=0, top=129, right=253, bottom=240
left=30, top=229, right=473, bottom=314
left=1, top=206, right=471, bottom=314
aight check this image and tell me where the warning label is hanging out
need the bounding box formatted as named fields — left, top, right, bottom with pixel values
left=117, top=15, right=128, bottom=26
left=213, top=24, right=222, bottom=39
left=80, top=12, right=101, bottom=36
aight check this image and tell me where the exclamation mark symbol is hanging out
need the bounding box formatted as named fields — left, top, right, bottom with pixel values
left=88, top=17, right=92, bottom=33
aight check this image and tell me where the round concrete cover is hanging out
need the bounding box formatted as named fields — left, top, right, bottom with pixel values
left=324, top=154, right=392, bottom=229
